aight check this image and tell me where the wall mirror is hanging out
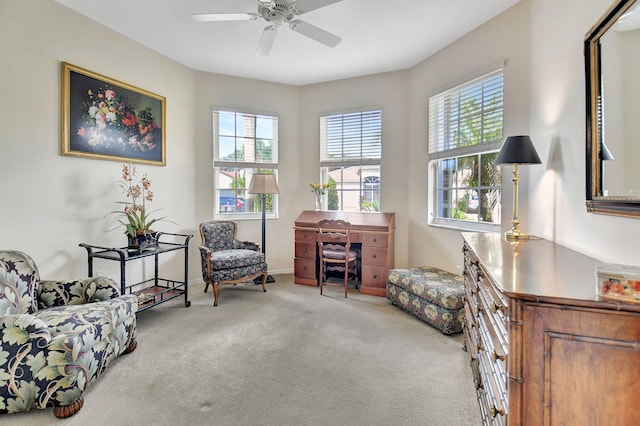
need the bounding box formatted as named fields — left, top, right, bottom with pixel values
left=585, top=0, right=640, bottom=217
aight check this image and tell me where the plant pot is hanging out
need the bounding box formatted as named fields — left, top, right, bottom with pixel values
left=127, top=232, right=158, bottom=253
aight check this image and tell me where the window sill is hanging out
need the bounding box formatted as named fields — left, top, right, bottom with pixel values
left=429, top=219, right=500, bottom=234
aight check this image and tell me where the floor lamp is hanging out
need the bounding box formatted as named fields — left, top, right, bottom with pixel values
left=248, top=173, right=279, bottom=283
left=494, top=135, right=541, bottom=241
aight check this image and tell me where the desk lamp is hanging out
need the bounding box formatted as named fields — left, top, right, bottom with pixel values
left=494, top=135, right=541, bottom=241
left=248, top=173, right=279, bottom=283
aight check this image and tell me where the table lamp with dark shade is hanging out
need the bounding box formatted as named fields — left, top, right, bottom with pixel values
left=248, top=173, right=279, bottom=283
left=494, top=135, right=541, bottom=241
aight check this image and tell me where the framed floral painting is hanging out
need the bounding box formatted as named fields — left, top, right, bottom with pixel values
left=61, top=62, right=166, bottom=166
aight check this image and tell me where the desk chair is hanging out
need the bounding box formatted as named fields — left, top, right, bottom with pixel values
left=317, top=219, right=358, bottom=298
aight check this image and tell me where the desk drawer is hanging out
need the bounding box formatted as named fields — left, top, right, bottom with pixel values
left=361, top=265, right=388, bottom=287
left=361, top=246, right=388, bottom=267
left=295, top=242, right=315, bottom=259
left=295, top=229, right=316, bottom=242
left=362, top=233, right=388, bottom=248
left=294, top=258, right=316, bottom=279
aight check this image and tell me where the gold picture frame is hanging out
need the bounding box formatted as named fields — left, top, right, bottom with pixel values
left=61, top=62, right=166, bottom=166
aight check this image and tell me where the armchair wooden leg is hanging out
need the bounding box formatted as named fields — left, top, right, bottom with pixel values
left=123, top=339, right=138, bottom=354
left=213, top=283, right=219, bottom=306
left=54, top=397, right=84, bottom=418
left=261, top=272, right=268, bottom=293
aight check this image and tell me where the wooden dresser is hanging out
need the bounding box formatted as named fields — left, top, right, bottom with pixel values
left=461, top=232, right=640, bottom=425
left=293, top=210, right=395, bottom=296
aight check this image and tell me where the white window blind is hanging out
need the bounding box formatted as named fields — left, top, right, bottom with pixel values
left=320, top=110, right=382, bottom=167
left=428, top=69, right=503, bottom=161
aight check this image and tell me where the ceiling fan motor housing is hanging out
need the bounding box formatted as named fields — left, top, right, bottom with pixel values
left=258, top=1, right=297, bottom=25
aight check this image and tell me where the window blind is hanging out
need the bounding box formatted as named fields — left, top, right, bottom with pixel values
left=428, top=69, right=503, bottom=161
left=320, top=110, right=382, bottom=167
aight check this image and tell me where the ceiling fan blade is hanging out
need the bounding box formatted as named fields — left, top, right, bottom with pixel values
left=294, top=0, right=343, bottom=14
left=289, top=20, right=341, bottom=48
left=190, top=13, right=257, bottom=22
left=256, top=25, right=278, bottom=56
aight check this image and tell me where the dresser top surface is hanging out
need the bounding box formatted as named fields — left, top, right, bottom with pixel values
left=462, top=232, right=640, bottom=311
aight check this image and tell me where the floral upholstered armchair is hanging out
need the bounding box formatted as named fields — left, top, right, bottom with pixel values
left=199, top=221, right=268, bottom=306
left=0, top=250, right=138, bottom=418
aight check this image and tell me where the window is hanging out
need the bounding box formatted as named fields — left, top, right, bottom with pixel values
left=319, top=109, right=382, bottom=212
left=428, top=69, right=504, bottom=231
left=213, top=110, right=278, bottom=218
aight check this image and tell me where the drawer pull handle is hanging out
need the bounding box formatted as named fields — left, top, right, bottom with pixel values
left=490, top=406, right=505, bottom=418
left=373, top=274, right=378, bottom=279
left=302, top=266, right=307, bottom=271
left=372, top=254, right=377, bottom=259
left=373, top=238, right=377, bottom=242
left=302, top=248, right=307, bottom=253
left=491, top=351, right=506, bottom=363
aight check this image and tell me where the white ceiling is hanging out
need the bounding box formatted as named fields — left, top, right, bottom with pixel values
left=55, top=0, right=520, bottom=86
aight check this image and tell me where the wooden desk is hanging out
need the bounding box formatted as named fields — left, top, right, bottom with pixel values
left=293, top=210, right=395, bottom=296
left=461, top=232, right=640, bottom=425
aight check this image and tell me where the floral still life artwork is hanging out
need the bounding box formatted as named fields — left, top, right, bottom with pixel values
left=107, top=163, right=174, bottom=250
left=61, top=62, right=166, bottom=165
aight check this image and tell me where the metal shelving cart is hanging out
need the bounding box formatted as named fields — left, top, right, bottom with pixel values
left=80, top=232, right=193, bottom=311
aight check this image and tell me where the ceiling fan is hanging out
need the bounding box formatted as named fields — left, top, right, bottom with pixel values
left=190, top=0, right=343, bottom=55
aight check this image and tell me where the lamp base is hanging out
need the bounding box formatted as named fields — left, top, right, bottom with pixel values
left=504, top=228, right=532, bottom=241
left=254, top=274, right=276, bottom=284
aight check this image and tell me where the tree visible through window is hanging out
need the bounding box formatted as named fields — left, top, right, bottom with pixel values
left=319, top=110, right=382, bottom=212
left=213, top=110, right=278, bottom=217
left=428, top=69, right=503, bottom=230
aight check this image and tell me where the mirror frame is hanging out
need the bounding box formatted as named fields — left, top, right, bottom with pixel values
left=585, top=0, right=640, bottom=218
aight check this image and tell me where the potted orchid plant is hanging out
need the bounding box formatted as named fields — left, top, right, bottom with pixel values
left=108, top=163, right=174, bottom=250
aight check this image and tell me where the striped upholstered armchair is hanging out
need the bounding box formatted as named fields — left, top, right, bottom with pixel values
left=199, top=221, right=268, bottom=306
left=0, top=250, right=138, bottom=418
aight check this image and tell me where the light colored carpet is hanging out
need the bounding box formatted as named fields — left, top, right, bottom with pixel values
left=8, top=274, right=481, bottom=425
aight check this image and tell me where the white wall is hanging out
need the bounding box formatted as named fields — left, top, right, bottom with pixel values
left=299, top=71, right=411, bottom=268
left=527, top=0, right=640, bottom=265
left=406, top=1, right=531, bottom=272
left=0, top=0, right=197, bottom=281
left=192, top=72, right=301, bottom=273
left=3, top=0, right=639, bottom=287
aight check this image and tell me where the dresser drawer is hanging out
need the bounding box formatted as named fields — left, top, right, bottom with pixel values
left=361, top=246, right=388, bottom=267
left=362, top=233, right=388, bottom=248
left=295, top=241, right=316, bottom=259
left=295, top=229, right=316, bottom=242
left=294, top=258, right=316, bottom=279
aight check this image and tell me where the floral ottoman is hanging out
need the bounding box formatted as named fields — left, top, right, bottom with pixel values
left=386, top=267, right=465, bottom=335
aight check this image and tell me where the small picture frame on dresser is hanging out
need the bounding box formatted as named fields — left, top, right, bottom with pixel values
left=596, top=263, right=640, bottom=304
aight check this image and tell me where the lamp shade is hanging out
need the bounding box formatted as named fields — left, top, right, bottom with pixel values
left=248, top=173, right=280, bottom=194
left=494, top=135, right=542, bottom=165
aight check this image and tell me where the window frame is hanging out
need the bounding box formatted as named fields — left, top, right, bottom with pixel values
left=427, top=68, right=504, bottom=232
left=319, top=108, right=382, bottom=212
left=212, top=108, right=279, bottom=220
